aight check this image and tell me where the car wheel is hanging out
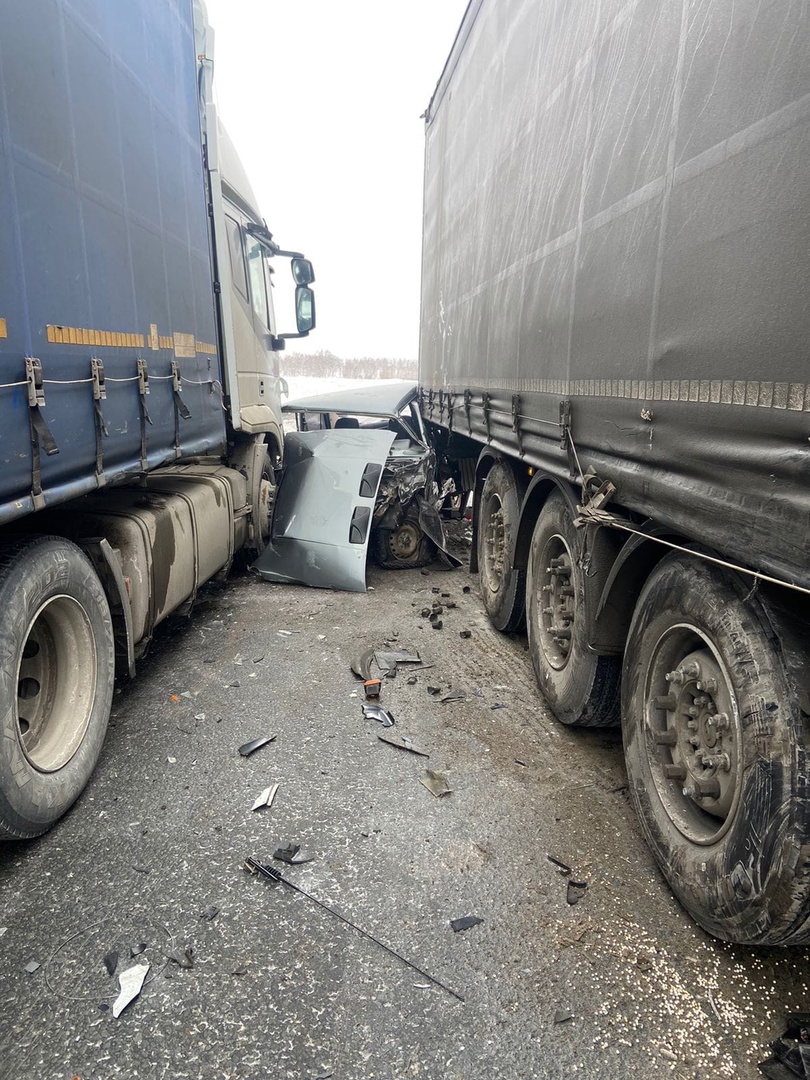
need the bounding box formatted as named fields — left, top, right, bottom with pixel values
left=0, top=536, right=115, bottom=838
left=622, top=553, right=810, bottom=944
left=373, top=517, right=436, bottom=569
left=526, top=492, right=620, bottom=726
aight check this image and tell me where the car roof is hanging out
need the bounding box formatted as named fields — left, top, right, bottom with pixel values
left=283, top=380, right=417, bottom=418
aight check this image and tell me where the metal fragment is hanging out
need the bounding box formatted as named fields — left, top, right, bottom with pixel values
left=362, top=703, right=395, bottom=727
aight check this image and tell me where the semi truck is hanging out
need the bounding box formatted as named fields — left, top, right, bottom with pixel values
left=0, top=0, right=315, bottom=838
left=419, top=0, right=810, bottom=946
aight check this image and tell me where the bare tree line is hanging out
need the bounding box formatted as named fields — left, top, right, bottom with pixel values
left=281, top=350, right=417, bottom=380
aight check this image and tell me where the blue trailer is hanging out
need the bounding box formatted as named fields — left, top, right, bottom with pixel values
left=0, top=0, right=315, bottom=836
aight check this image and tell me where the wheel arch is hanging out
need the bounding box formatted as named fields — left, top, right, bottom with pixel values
left=513, top=473, right=579, bottom=572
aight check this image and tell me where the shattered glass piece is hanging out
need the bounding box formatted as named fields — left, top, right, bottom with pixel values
left=566, top=881, right=588, bottom=906
left=24, top=959, right=40, bottom=974
left=198, top=905, right=219, bottom=921
left=252, top=783, right=280, bottom=811
left=377, top=733, right=430, bottom=757
left=112, top=962, right=150, bottom=1018
left=420, top=769, right=452, bottom=798
left=362, top=703, right=395, bottom=727
left=450, top=916, right=483, bottom=933
left=238, top=735, right=276, bottom=757
left=103, top=951, right=119, bottom=977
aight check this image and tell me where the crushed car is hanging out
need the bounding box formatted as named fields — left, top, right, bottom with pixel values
left=252, top=381, right=459, bottom=592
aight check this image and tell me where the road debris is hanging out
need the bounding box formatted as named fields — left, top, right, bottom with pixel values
left=758, top=1013, right=810, bottom=1080
left=459, top=630, right=472, bottom=639
left=238, top=735, right=276, bottom=757
left=273, top=843, right=315, bottom=865
left=24, top=959, right=40, bottom=974
left=449, top=916, right=483, bottom=933
left=166, top=945, right=195, bottom=970
left=103, top=951, right=118, bottom=976
left=441, top=691, right=465, bottom=703
left=553, top=1008, right=574, bottom=1025
left=252, top=783, right=280, bottom=811
left=362, top=703, right=395, bottom=728
left=130, top=942, right=148, bottom=957
left=547, top=854, right=572, bottom=875
left=420, top=769, right=452, bottom=798
left=198, top=905, right=219, bottom=921
left=377, top=732, right=430, bottom=757
left=112, top=961, right=150, bottom=1018
left=244, top=856, right=464, bottom=1002
left=363, top=678, right=382, bottom=700
left=566, top=880, right=588, bottom=906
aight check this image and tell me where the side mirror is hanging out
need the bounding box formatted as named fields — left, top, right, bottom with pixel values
left=291, top=258, right=315, bottom=286
left=295, top=286, right=315, bottom=334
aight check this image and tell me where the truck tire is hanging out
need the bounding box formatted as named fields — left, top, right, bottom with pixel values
left=476, top=461, right=525, bottom=632
left=373, top=517, right=436, bottom=569
left=0, top=536, right=115, bottom=839
left=526, top=492, right=620, bottom=726
left=622, top=553, right=810, bottom=945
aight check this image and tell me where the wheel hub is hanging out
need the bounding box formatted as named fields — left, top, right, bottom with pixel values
left=538, top=535, right=575, bottom=670
left=17, top=595, right=97, bottom=772
left=389, top=521, right=420, bottom=560
left=646, top=641, right=741, bottom=844
left=483, top=497, right=506, bottom=588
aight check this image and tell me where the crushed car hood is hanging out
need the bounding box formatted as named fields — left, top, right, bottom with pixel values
left=252, top=429, right=396, bottom=592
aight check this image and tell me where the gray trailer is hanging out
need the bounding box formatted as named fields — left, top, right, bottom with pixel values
left=419, top=0, right=810, bottom=945
left=0, top=0, right=315, bottom=837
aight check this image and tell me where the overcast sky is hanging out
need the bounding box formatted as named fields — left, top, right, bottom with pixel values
left=202, top=0, right=469, bottom=361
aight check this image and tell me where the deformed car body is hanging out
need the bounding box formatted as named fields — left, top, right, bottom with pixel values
left=252, top=381, right=457, bottom=592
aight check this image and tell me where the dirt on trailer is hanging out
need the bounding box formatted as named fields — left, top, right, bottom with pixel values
left=0, top=522, right=807, bottom=1080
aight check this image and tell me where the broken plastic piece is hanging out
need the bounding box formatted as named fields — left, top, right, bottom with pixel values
left=24, top=959, right=40, bottom=974
left=112, top=962, right=150, bottom=1018
left=566, top=881, right=588, bottom=905
left=252, top=783, right=280, bottom=811
left=553, top=1008, right=574, bottom=1024
left=441, top=691, right=465, bottom=703
left=459, top=630, right=472, bottom=639
left=363, top=678, right=382, bottom=699
left=166, top=945, right=195, bottom=969
left=375, top=649, right=421, bottom=667
left=273, top=843, right=315, bottom=865
left=377, top=732, right=430, bottom=757
left=198, top=905, right=219, bottom=921
left=547, top=854, right=572, bottom=875
left=431, top=620, right=443, bottom=630
left=427, top=686, right=441, bottom=696
left=362, top=703, right=395, bottom=728
left=450, top=916, right=483, bottom=933
left=238, top=735, right=276, bottom=757
left=103, top=951, right=118, bottom=977
left=130, top=942, right=148, bottom=957
left=420, top=769, right=452, bottom=798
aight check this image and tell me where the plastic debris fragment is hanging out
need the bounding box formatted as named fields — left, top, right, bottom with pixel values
left=238, top=735, right=276, bottom=757
left=273, top=843, right=315, bottom=865
left=130, top=942, right=147, bottom=957
left=377, top=732, right=429, bottom=757
left=459, top=630, right=472, bottom=639
left=449, top=916, right=483, bottom=933
left=441, top=691, right=465, bottom=703
left=24, top=959, right=40, bottom=974
left=566, top=881, right=588, bottom=905
left=420, top=769, right=452, bottom=798
left=198, top=905, right=219, bottom=921
left=252, top=783, right=280, bottom=811
left=103, top=951, right=118, bottom=977
left=112, top=962, right=150, bottom=1018
left=553, top=1008, right=574, bottom=1024
left=166, top=945, right=195, bottom=969
left=547, top=854, right=572, bottom=875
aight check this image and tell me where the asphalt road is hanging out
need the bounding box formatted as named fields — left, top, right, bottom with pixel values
left=0, top=530, right=807, bottom=1080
